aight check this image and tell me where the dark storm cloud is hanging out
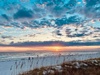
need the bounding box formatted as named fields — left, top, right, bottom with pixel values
left=1, top=41, right=100, bottom=46
left=13, top=8, right=33, bottom=19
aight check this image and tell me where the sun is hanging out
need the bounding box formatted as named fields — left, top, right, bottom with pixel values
left=46, top=45, right=63, bottom=52
left=53, top=46, right=61, bottom=51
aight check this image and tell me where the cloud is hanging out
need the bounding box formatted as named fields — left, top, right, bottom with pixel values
left=1, top=36, right=12, bottom=39
left=0, top=0, right=99, bottom=28
left=0, top=0, right=100, bottom=46
left=67, top=33, right=85, bottom=37
left=54, top=30, right=62, bottom=36
left=67, top=15, right=83, bottom=24
left=1, top=14, right=10, bottom=21
left=85, top=0, right=100, bottom=7
left=82, top=0, right=100, bottom=18
left=13, top=8, right=33, bottom=19
left=1, top=41, right=100, bottom=46
left=64, top=0, right=77, bottom=9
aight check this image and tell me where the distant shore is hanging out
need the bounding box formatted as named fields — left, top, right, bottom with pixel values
left=20, top=58, right=100, bottom=75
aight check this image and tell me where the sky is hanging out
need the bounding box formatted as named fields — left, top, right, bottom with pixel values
left=0, top=0, right=100, bottom=51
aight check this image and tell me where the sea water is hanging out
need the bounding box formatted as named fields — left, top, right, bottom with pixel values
left=0, top=51, right=99, bottom=61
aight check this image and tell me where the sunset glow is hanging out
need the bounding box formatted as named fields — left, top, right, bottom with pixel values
left=53, top=46, right=61, bottom=51
left=0, top=46, right=100, bottom=52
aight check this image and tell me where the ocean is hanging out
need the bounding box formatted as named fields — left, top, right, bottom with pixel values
left=0, top=51, right=100, bottom=62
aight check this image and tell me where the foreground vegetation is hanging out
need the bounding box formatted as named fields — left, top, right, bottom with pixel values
left=20, top=58, right=100, bottom=75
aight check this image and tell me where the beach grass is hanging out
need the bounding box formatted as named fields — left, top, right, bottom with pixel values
left=19, top=58, right=100, bottom=75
